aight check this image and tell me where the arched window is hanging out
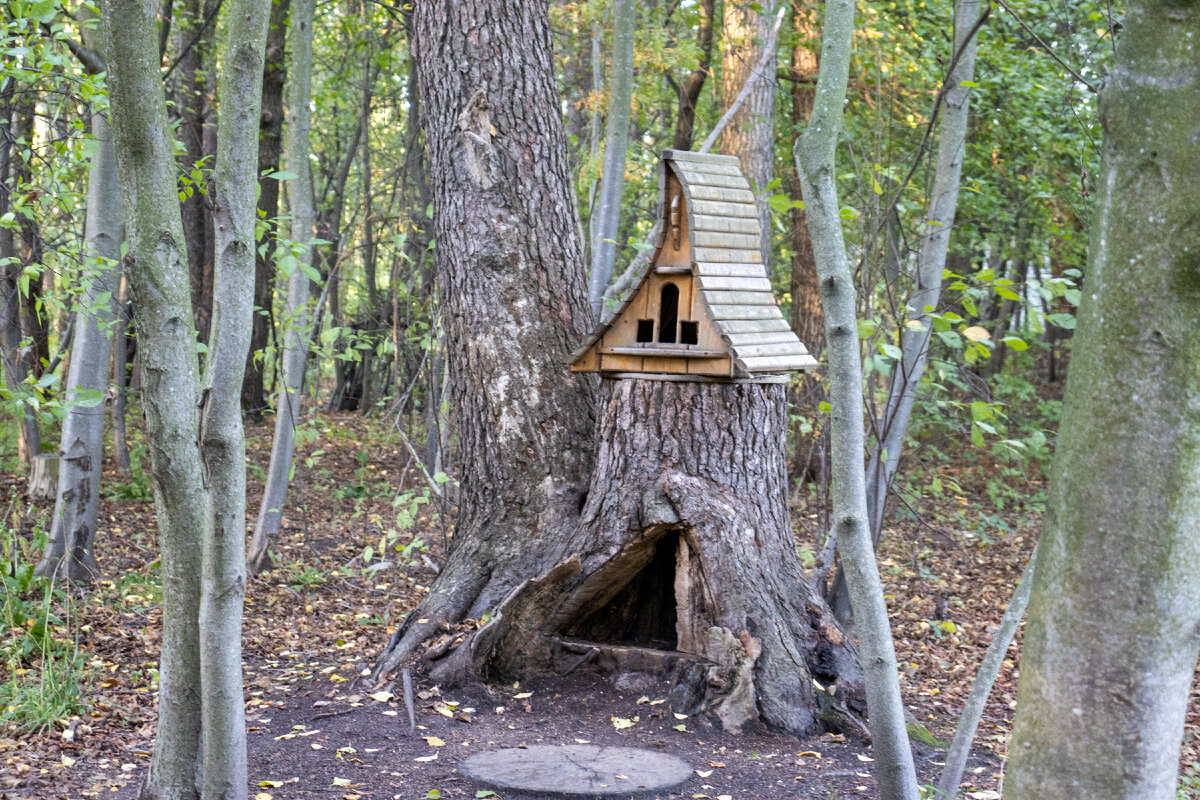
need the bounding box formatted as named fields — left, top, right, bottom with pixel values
left=658, top=283, right=679, bottom=343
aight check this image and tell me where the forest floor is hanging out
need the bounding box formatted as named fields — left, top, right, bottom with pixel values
left=2, top=411, right=1199, bottom=799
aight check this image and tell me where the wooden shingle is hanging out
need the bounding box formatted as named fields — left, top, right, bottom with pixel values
left=570, top=150, right=817, bottom=379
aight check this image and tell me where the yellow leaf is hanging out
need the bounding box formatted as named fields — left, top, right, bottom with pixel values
left=963, top=326, right=991, bottom=342
left=423, top=736, right=446, bottom=747
left=612, top=717, right=636, bottom=729
left=370, top=691, right=394, bottom=702
left=332, top=778, right=352, bottom=787
left=512, top=692, right=533, bottom=699
left=255, top=794, right=273, bottom=800
left=415, top=754, right=438, bottom=763
left=857, top=753, right=874, bottom=762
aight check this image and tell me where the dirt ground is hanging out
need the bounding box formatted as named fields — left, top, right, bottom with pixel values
left=2, top=412, right=1196, bottom=799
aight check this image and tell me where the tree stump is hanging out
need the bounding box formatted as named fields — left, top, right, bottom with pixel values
left=428, top=378, right=861, bottom=738
left=27, top=454, right=58, bottom=500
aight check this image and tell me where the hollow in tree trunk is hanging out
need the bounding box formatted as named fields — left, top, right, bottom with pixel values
left=418, top=379, right=862, bottom=737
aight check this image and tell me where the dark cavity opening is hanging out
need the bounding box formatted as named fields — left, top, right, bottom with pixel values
left=566, top=531, right=679, bottom=650
left=680, top=320, right=699, bottom=345
left=636, top=319, right=654, bottom=343
left=658, top=284, right=679, bottom=343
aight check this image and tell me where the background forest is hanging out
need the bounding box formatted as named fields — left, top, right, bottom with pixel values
left=2, top=0, right=1196, bottom=798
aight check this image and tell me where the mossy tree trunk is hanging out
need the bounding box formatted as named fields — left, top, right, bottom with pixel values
left=1005, top=1, right=1200, bottom=796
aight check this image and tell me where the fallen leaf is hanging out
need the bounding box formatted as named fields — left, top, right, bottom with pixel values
left=255, top=794, right=272, bottom=800
left=857, top=754, right=875, bottom=762
left=696, top=770, right=713, bottom=778
left=574, top=738, right=590, bottom=744
left=512, top=692, right=533, bottom=700
left=370, top=691, right=395, bottom=703
left=423, top=736, right=446, bottom=747
left=707, top=761, right=726, bottom=768
left=673, top=713, right=688, bottom=720
left=612, top=717, right=636, bottom=729
left=415, top=754, right=438, bottom=763
left=332, top=778, right=352, bottom=787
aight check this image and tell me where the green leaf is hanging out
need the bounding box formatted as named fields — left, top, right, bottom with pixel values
left=995, top=286, right=1022, bottom=302
left=1001, top=336, right=1029, bottom=351
left=268, top=170, right=298, bottom=181
left=425, top=790, right=442, bottom=799
left=475, top=792, right=497, bottom=799
left=878, top=342, right=902, bottom=360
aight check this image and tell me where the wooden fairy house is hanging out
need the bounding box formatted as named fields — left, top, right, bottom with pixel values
left=571, top=149, right=816, bottom=380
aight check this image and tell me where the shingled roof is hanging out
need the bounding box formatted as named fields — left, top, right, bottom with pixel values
left=573, top=149, right=817, bottom=378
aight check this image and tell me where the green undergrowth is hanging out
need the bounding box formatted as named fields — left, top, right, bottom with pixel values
left=0, top=520, right=86, bottom=733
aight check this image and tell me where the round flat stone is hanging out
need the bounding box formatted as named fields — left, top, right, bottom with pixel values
left=458, top=744, right=691, bottom=797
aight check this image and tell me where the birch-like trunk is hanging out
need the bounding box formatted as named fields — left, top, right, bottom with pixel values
left=1005, top=2, right=1200, bottom=795
left=100, top=4, right=206, bottom=796
left=247, top=0, right=317, bottom=575
left=37, top=14, right=121, bottom=582
left=197, top=1, right=270, bottom=795
left=861, top=0, right=984, bottom=547
left=793, top=0, right=919, bottom=795
left=587, top=0, right=636, bottom=318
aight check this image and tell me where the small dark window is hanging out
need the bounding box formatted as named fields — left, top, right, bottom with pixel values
left=680, top=321, right=699, bottom=345
left=636, top=319, right=654, bottom=343
left=658, top=284, right=679, bottom=343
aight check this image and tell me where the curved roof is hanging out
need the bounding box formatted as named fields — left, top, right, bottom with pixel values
left=575, top=149, right=816, bottom=378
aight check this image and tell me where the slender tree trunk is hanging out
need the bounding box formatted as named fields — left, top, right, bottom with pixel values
left=13, top=102, right=49, bottom=384
left=110, top=274, right=132, bottom=471
left=794, top=0, right=919, bottom=793
left=0, top=93, right=39, bottom=464
left=935, top=544, right=1035, bottom=798
left=787, top=1, right=826, bottom=479
left=101, top=3, right=206, bottom=796
left=1005, top=2, right=1200, bottom=795
left=241, top=0, right=290, bottom=415
left=197, top=1, right=270, bottom=794
left=247, top=0, right=317, bottom=575
left=587, top=0, right=636, bottom=318
left=37, top=14, right=122, bottom=581
left=373, top=0, right=595, bottom=681
left=169, top=0, right=220, bottom=345
left=720, top=0, right=778, bottom=268
left=860, top=0, right=985, bottom=550
left=670, top=0, right=714, bottom=151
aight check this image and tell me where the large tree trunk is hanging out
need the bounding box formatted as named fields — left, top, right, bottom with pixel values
left=719, top=0, right=778, bottom=268
left=439, top=379, right=862, bottom=737
left=241, top=0, right=290, bottom=416
left=373, top=0, right=596, bottom=680
left=1004, top=1, right=1200, bottom=796
left=37, top=14, right=122, bottom=582
left=247, top=0, right=317, bottom=575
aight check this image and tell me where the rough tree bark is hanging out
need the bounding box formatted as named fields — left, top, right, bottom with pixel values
left=794, top=0, right=919, bottom=792
left=1005, top=1, right=1200, bottom=796
left=430, top=380, right=862, bottom=737
left=372, top=0, right=596, bottom=680
left=247, top=0, right=317, bottom=575
left=37, top=12, right=121, bottom=582
left=719, top=0, right=778, bottom=268
left=587, top=0, right=636, bottom=317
